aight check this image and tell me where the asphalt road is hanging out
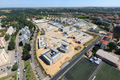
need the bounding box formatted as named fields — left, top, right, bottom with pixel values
left=16, top=32, right=25, bottom=80
left=51, top=36, right=103, bottom=80
left=30, top=26, right=45, bottom=80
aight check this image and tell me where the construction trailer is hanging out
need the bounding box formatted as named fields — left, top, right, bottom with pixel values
left=64, top=27, right=77, bottom=34
left=72, top=31, right=83, bottom=39
left=62, top=39, right=71, bottom=44
left=55, top=24, right=63, bottom=28
left=76, top=35, right=92, bottom=44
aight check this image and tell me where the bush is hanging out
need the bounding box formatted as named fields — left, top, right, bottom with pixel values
left=8, top=40, right=15, bottom=50
left=7, top=66, right=10, bottom=70
left=5, top=34, right=10, bottom=41
left=22, top=44, right=31, bottom=60
left=12, top=63, right=18, bottom=71
left=74, top=46, right=81, bottom=50
left=41, top=28, right=45, bottom=35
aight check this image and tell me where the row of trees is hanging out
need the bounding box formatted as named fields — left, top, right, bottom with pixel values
left=22, top=44, right=31, bottom=60
left=91, top=18, right=110, bottom=31
left=104, top=42, right=120, bottom=55
left=5, top=34, right=10, bottom=41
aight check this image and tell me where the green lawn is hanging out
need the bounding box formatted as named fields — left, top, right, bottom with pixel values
left=64, top=58, right=97, bottom=80
left=0, top=72, right=17, bottom=80
left=95, top=63, right=120, bottom=80
left=24, top=60, right=36, bottom=80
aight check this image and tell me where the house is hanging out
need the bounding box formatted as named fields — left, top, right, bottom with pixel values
left=0, top=49, right=8, bottom=65
left=96, top=49, right=119, bottom=67
left=99, top=32, right=113, bottom=49
left=0, top=37, right=6, bottom=48
left=41, top=48, right=61, bottom=65
left=6, top=26, right=14, bottom=35
left=99, top=39, right=109, bottom=49
left=57, top=44, right=69, bottom=53
left=85, top=51, right=92, bottom=57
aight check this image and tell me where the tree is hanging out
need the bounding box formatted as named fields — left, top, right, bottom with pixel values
left=108, top=42, right=117, bottom=51
left=12, top=63, right=18, bottom=71
left=115, top=49, right=120, bottom=55
left=5, top=34, right=10, bottom=41
left=22, top=44, right=31, bottom=60
left=92, top=45, right=99, bottom=53
left=117, top=38, right=119, bottom=42
left=8, top=40, right=15, bottom=50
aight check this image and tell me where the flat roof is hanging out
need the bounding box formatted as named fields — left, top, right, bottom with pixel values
left=6, top=26, right=13, bottom=35
left=96, top=49, right=119, bottom=64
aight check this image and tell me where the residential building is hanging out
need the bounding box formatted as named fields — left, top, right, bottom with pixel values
left=21, top=34, right=29, bottom=45
left=6, top=26, right=14, bottom=35
left=0, top=37, right=6, bottom=48
left=99, top=32, right=113, bottom=49
left=20, top=26, right=31, bottom=45
left=85, top=51, right=92, bottom=57
left=0, top=49, right=8, bottom=65
left=41, top=48, right=61, bottom=65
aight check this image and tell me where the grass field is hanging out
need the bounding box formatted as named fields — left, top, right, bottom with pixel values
left=24, top=60, right=36, bottom=80
left=64, top=58, right=97, bottom=80
left=95, top=63, right=120, bottom=80
left=0, top=72, right=17, bottom=80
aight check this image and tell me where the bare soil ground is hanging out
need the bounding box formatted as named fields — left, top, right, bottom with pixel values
left=36, top=22, right=93, bottom=77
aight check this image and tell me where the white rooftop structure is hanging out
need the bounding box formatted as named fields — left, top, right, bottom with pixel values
left=96, top=49, right=119, bottom=64
left=34, top=19, right=49, bottom=24
left=41, top=48, right=61, bottom=65
left=62, top=26, right=76, bottom=34
left=6, top=26, right=14, bottom=35
left=0, top=37, right=6, bottom=48
left=0, top=49, right=8, bottom=65
left=38, top=36, right=49, bottom=49
left=75, top=22, right=86, bottom=28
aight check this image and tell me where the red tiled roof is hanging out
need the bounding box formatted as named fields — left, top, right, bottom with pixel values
left=100, top=39, right=109, bottom=44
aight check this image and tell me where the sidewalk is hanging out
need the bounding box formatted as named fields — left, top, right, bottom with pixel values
left=88, top=61, right=104, bottom=80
